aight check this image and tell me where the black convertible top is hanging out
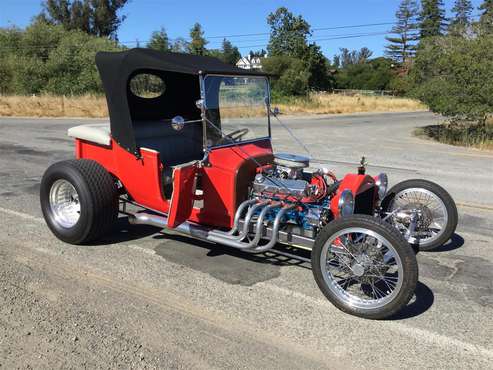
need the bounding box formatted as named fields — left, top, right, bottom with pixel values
left=97, top=48, right=267, bottom=77
left=96, top=48, right=267, bottom=156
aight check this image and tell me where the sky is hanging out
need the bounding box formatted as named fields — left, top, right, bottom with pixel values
left=1, top=0, right=484, bottom=60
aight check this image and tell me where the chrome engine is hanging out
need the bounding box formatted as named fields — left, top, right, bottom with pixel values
left=252, top=153, right=313, bottom=199
left=252, top=174, right=312, bottom=198
left=246, top=152, right=335, bottom=240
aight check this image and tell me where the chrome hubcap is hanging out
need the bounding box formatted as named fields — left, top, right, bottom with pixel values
left=49, top=179, right=80, bottom=228
left=389, top=188, right=448, bottom=246
left=321, top=228, right=404, bottom=310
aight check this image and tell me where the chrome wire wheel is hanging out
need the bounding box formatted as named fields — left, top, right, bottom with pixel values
left=49, top=179, right=81, bottom=228
left=389, top=187, right=448, bottom=247
left=321, top=227, right=404, bottom=310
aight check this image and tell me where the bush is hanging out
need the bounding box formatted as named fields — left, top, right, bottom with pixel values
left=335, top=57, right=395, bottom=90
left=410, top=36, right=493, bottom=121
left=262, top=56, right=310, bottom=96
left=0, top=22, right=122, bottom=95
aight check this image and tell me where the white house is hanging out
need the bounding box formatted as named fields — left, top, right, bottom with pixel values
left=236, top=55, right=263, bottom=70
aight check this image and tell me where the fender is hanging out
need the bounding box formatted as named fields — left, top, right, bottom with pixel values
left=330, top=173, right=376, bottom=218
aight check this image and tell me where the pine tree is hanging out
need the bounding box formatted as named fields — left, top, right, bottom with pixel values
left=221, top=38, right=241, bottom=65
left=479, top=0, right=493, bottom=34
left=385, top=0, right=420, bottom=63
left=189, top=23, right=207, bottom=55
left=147, top=28, right=169, bottom=52
left=449, top=0, right=473, bottom=36
left=419, top=0, right=447, bottom=38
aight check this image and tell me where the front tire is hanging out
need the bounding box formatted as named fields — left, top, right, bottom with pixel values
left=381, top=179, right=458, bottom=251
left=312, top=215, right=418, bottom=320
left=40, top=159, right=118, bottom=244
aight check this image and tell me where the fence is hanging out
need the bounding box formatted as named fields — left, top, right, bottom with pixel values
left=331, top=89, right=396, bottom=97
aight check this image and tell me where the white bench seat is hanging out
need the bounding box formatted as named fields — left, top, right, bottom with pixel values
left=68, top=123, right=111, bottom=146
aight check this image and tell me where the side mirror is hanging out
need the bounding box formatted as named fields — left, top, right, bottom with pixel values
left=171, top=115, right=185, bottom=131
left=272, top=107, right=280, bottom=116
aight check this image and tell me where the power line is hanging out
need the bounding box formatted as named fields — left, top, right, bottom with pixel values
left=0, top=13, right=483, bottom=53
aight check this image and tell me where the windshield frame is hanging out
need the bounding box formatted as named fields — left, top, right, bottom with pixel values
left=200, top=73, right=272, bottom=150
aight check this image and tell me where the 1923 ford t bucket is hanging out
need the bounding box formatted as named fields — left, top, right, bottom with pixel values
left=40, top=49, right=458, bottom=319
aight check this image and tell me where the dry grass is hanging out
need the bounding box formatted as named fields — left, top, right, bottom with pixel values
left=0, top=95, right=108, bottom=118
left=415, top=120, right=493, bottom=150
left=275, top=92, right=427, bottom=115
left=0, top=92, right=425, bottom=118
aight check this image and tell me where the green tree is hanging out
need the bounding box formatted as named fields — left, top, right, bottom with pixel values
left=266, top=7, right=311, bottom=58
left=147, top=28, right=169, bottom=51
left=43, top=29, right=120, bottom=94
left=385, top=0, right=420, bottom=63
left=449, top=0, right=473, bottom=36
left=335, top=57, right=395, bottom=90
left=0, top=22, right=121, bottom=95
left=170, top=37, right=190, bottom=53
left=221, top=38, right=241, bottom=65
left=410, top=35, right=493, bottom=120
left=189, top=23, right=207, bottom=55
left=38, top=0, right=129, bottom=39
left=334, top=48, right=374, bottom=68
left=262, top=56, right=309, bottom=95
left=303, top=44, right=333, bottom=91
left=419, top=0, right=447, bottom=38
left=479, top=0, right=493, bottom=34
left=249, top=49, right=266, bottom=58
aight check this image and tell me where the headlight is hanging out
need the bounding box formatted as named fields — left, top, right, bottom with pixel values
left=338, top=189, right=354, bottom=217
left=375, top=173, right=388, bottom=199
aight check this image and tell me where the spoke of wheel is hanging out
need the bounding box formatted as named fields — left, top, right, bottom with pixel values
left=338, top=276, right=355, bottom=290
left=375, top=283, right=388, bottom=298
left=368, top=282, right=381, bottom=299
left=378, top=275, right=397, bottom=292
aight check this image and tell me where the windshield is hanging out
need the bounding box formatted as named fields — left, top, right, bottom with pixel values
left=203, top=75, right=270, bottom=147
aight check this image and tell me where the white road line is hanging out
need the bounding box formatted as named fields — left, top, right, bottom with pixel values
left=0, top=206, right=44, bottom=223
left=261, top=283, right=493, bottom=359
left=2, top=204, right=493, bottom=359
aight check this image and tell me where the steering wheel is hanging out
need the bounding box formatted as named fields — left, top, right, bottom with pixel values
left=218, top=128, right=250, bottom=144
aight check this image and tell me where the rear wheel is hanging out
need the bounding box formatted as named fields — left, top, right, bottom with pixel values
left=311, top=215, right=418, bottom=320
left=40, top=159, right=118, bottom=244
left=381, top=179, right=458, bottom=251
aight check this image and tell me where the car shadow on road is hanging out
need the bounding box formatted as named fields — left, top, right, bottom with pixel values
left=89, top=217, right=159, bottom=245
left=152, top=231, right=312, bottom=269
left=421, top=233, right=464, bottom=253
left=389, top=281, right=434, bottom=320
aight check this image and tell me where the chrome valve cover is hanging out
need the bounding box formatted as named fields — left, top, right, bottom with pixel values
left=253, top=174, right=311, bottom=198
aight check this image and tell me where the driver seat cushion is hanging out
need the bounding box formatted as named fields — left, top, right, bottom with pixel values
left=133, top=120, right=203, bottom=167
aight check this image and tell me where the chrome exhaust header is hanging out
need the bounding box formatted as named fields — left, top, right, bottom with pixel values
left=127, top=201, right=310, bottom=253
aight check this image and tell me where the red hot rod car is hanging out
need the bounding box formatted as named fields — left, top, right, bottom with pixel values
left=40, top=49, right=457, bottom=319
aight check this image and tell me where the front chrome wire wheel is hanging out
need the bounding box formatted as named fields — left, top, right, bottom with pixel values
left=321, top=227, right=404, bottom=310
left=388, top=188, right=448, bottom=247
left=49, top=179, right=81, bottom=228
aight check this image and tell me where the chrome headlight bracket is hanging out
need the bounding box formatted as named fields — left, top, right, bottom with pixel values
left=375, top=173, right=388, bottom=199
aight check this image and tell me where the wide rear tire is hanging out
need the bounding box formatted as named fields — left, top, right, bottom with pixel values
left=311, top=215, right=418, bottom=320
left=40, top=159, right=118, bottom=244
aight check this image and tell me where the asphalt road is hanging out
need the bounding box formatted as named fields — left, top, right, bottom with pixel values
left=1, top=112, right=492, bottom=369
